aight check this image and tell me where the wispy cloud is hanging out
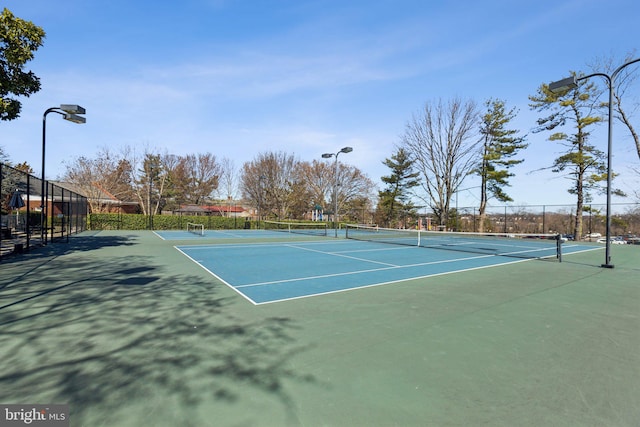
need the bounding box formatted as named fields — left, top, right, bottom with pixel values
left=2, top=0, right=638, bottom=206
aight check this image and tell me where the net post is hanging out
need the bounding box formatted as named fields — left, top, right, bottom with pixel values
left=186, top=222, right=205, bottom=236
left=556, top=234, right=562, bottom=263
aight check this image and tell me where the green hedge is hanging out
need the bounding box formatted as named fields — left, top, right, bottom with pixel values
left=89, top=213, right=255, bottom=230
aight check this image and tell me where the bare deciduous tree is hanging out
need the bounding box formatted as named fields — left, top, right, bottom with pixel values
left=241, top=151, right=299, bottom=219
left=133, top=151, right=165, bottom=216
left=296, top=159, right=334, bottom=212
left=241, top=152, right=374, bottom=221
left=62, top=146, right=134, bottom=213
left=588, top=51, right=640, bottom=160
left=219, top=157, right=237, bottom=199
left=218, top=157, right=238, bottom=215
left=334, top=162, right=375, bottom=222
left=402, top=98, right=479, bottom=227
left=171, top=153, right=220, bottom=206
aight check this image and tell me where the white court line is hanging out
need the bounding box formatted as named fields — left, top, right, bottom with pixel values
left=174, top=246, right=257, bottom=305
left=178, top=240, right=497, bottom=291
left=176, top=240, right=329, bottom=250
left=250, top=258, right=533, bottom=305
left=175, top=239, right=601, bottom=305
left=206, top=230, right=254, bottom=238
left=152, top=231, right=167, bottom=240
left=237, top=250, right=494, bottom=289
left=285, top=243, right=400, bottom=267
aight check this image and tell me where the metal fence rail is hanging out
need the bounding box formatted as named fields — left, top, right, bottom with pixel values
left=1, top=163, right=88, bottom=258
left=453, top=203, right=640, bottom=238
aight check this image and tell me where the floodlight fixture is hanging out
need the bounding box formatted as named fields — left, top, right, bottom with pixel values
left=60, top=104, right=87, bottom=115
left=64, top=113, right=86, bottom=124
left=548, top=76, right=577, bottom=93
left=41, top=104, right=86, bottom=245
left=321, top=146, right=354, bottom=237
left=547, top=57, right=640, bottom=268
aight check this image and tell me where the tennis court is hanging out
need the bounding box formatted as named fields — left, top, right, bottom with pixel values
left=155, top=220, right=330, bottom=241
left=174, top=233, right=598, bottom=304
left=1, top=229, right=638, bottom=427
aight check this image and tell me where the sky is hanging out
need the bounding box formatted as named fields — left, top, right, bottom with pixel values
left=2, top=0, right=639, bottom=210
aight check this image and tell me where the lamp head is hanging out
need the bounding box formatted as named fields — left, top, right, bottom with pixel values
left=322, top=153, right=333, bottom=159
left=63, top=113, right=86, bottom=124
left=548, top=76, right=577, bottom=94
left=340, top=146, right=353, bottom=154
left=60, top=104, right=86, bottom=115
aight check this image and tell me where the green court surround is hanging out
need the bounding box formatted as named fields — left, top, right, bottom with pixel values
left=0, top=230, right=638, bottom=426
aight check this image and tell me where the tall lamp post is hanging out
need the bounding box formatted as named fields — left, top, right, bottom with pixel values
left=258, top=174, right=266, bottom=227
left=42, top=105, right=86, bottom=245
left=322, top=146, right=353, bottom=237
left=549, top=57, right=639, bottom=269
left=148, top=165, right=154, bottom=230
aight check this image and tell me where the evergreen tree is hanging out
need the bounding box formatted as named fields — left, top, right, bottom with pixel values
left=378, top=148, right=420, bottom=228
left=475, top=99, right=528, bottom=232
left=529, top=73, right=609, bottom=239
left=0, top=145, right=9, bottom=163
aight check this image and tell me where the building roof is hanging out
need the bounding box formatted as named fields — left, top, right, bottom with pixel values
left=52, top=181, right=138, bottom=206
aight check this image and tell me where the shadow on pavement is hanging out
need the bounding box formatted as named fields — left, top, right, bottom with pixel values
left=0, top=237, right=317, bottom=426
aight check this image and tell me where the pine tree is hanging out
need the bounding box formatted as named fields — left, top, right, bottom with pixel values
left=529, top=73, right=608, bottom=239
left=475, top=99, right=528, bottom=232
left=378, top=148, right=420, bottom=228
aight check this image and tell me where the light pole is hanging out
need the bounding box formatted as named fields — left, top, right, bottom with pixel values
left=148, top=165, right=154, bottom=230
left=322, top=146, right=353, bottom=237
left=454, top=186, right=480, bottom=232
left=549, top=57, right=639, bottom=269
left=258, top=174, right=266, bottom=227
left=42, top=105, right=86, bottom=245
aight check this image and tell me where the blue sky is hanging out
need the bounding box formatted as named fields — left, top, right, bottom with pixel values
left=2, top=0, right=639, bottom=209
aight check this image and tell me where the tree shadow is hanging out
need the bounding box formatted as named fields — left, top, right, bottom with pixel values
left=2, top=232, right=140, bottom=259
left=0, top=233, right=139, bottom=290
left=0, top=250, right=317, bottom=426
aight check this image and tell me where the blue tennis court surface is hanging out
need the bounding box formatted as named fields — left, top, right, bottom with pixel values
left=175, top=238, right=600, bottom=305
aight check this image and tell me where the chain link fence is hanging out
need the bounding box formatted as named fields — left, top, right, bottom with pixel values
left=1, top=163, right=88, bottom=258
left=453, top=203, right=640, bottom=238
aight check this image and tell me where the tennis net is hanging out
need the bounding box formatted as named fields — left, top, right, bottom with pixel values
left=345, top=224, right=562, bottom=260
left=263, top=220, right=328, bottom=237
left=186, top=222, right=205, bottom=236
